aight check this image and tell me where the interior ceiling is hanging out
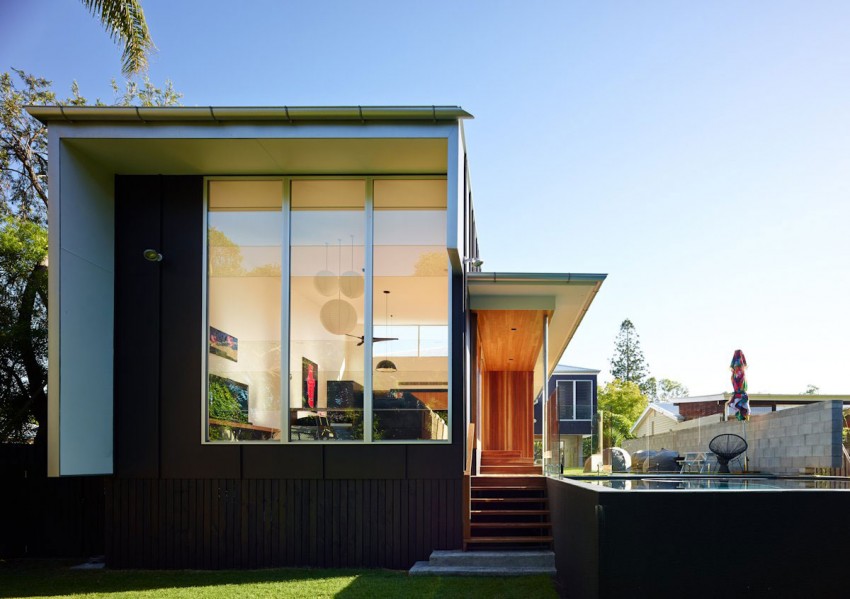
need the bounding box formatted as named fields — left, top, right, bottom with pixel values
left=477, top=310, right=547, bottom=372
left=65, top=137, right=448, bottom=175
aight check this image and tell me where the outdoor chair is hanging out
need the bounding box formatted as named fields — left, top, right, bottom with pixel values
left=708, top=433, right=747, bottom=473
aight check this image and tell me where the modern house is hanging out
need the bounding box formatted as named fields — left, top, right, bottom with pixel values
left=31, top=105, right=606, bottom=569
left=533, top=364, right=599, bottom=469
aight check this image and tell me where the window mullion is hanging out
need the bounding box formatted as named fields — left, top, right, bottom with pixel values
left=281, top=177, right=291, bottom=443
left=364, top=179, right=374, bottom=443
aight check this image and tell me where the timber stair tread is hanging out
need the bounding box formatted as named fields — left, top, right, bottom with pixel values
left=472, top=497, right=547, bottom=503
left=470, top=522, right=552, bottom=528
left=472, top=485, right=545, bottom=491
left=465, top=536, right=554, bottom=544
left=464, top=471, right=552, bottom=551
left=471, top=509, right=549, bottom=516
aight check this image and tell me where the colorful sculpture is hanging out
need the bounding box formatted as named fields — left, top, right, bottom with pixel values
left=727, top=349, right=749, bottom=421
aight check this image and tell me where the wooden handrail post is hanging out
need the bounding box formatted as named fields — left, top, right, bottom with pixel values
left=462, top=423, right=474, bottom=549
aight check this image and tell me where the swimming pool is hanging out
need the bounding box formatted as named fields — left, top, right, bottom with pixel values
left=547, top=474, right=850, bottom=597
left=574, top=475, right=850, bottom=491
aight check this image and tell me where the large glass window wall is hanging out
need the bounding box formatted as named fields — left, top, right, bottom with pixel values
left=204, top=177, right=449, bottom=443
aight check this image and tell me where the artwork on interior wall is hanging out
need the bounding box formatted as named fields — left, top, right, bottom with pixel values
left=302, top=357, right=318, bottom=409
left=208, top=374, right=249, bottom=422
left=209, top=326, right=238, bottom=362
left=327, top=380, right=364, bottom=409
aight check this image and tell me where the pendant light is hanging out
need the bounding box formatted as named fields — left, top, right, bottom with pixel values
left=339, top=234, right=364, bottom=299
left=319, top=239, right=357, bottom=335
left=314, top=241, right=338, bottom=296
left=375, top=290, right=397, bottom=372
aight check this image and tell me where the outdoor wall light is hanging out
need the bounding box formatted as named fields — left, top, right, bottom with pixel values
left=143, top=249, right=162, bottom=262
left=464, top=257, right=484, bottom=268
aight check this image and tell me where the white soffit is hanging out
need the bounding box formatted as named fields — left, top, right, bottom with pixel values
left=468, top=272, right=606, bottom=375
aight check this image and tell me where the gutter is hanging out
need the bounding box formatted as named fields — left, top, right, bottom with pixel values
left=25, top=105, right=474, bottom=125
left=467, top=272, right=608, bottom=284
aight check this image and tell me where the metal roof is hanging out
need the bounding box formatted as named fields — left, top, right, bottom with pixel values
left=26, top=105, right=473, bottom=124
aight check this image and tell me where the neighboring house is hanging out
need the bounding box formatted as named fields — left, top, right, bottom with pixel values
left=31, top=105, right=606, bottom=569
left=673, top=393, right=850, bottom=421
left=533, top=365, right=599, bottom=468
left=630, top=402, right=684, bottom=437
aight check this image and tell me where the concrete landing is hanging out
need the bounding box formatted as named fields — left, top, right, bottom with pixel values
left=409, top=550, right=556, bottom=576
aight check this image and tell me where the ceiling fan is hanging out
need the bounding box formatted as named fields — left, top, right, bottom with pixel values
left=345, top=334, right=398, bottom=347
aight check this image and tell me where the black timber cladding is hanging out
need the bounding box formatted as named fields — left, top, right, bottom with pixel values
left=112, top=175, right=464, bottom=568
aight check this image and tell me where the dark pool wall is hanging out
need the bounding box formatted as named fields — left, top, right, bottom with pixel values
left=547, top=477, right=850, bottom=598
left=112, top=175, right=465, bottom=569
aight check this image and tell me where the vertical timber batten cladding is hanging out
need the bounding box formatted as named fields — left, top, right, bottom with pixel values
left=112, top=175, right=464, bottom=569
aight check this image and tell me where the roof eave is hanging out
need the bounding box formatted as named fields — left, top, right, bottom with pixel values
left=25, top=105, right=474, bottom=125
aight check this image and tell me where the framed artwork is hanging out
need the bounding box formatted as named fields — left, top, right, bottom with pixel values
left=208, top=374, right=249, bottom=422
left=209, top=326, right=238, bottom=362
left=302, top=357, right=318, bottom=409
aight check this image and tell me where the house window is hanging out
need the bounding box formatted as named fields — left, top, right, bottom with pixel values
left=372, top=179, right=448, bottom=440
left=204, top=177, right=448, bottom=444
left=206, top=180, right=283, bottom=442
left=558, top=380, right=593, bottom=421
left=289, top=180, right=366, bottom=442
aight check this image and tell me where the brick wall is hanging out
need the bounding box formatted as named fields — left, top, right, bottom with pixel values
left=623, top=401, right=843, bottom=474
left=678, top=401, right=725, bottom=421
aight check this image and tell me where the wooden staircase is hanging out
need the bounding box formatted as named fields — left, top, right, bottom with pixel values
left=463, top=474, right=552, bottom=550
left=479, top=450, right=542, bottom=475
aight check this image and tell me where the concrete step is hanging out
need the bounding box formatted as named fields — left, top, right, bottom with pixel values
left=409, top=563, right=556, bottom=576
left=425, top=549, right=555, bottom=569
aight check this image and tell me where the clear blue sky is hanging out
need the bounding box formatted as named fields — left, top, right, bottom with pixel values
left=3, top=0, right=849, bottom=395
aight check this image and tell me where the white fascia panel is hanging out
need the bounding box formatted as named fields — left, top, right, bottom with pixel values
left=54, top=141, right=115, bottom=476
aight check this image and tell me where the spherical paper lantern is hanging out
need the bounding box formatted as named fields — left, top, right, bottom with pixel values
left=339, top=271, right=364, bottom=299
left=319, top=299, right=357, bottom=335
left=313, top=270, right=338, bottom=297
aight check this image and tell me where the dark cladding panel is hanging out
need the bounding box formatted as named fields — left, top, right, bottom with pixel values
left=450, top=271, right=465, bottom=445
left=406, top=443, right=462, bottom=479
left=323, top=445, right=405, bottom=479
left=242, top=445, right=323, bottom=479
left=114, top=175, right=161, bottom=478
left=158, top=176, right=239, bottom=479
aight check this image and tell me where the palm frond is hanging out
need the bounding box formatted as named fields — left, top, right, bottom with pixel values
left=79, top=0, right=155, bottom=76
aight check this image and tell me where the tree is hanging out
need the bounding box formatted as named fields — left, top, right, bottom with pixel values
left=80, top=0, right=155, bottom=77
left=658, top=378, right=689, bottom=401
left=0, top=217, right=47, bottom=443
left=0, top=69, right=180, bottom=444
left=609, top=319, right=653, bottom=396
left=802, top=385, right=819, bottom=395
left=596, top=379, right=648, bottom=448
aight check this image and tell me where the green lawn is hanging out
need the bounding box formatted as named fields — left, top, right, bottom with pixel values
left=0, top=560, right=558, bottom=599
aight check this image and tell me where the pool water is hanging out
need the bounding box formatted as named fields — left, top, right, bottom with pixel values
left=574, top=476, right=850, bottom=491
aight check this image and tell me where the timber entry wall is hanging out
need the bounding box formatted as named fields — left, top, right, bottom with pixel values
left=107, top=176, right=465, bottom=569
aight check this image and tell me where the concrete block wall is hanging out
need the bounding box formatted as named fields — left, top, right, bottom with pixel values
left=623, top=401, right=843, bottom=474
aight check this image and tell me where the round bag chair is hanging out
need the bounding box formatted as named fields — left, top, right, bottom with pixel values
left=708, top=433, right=748, bottom=473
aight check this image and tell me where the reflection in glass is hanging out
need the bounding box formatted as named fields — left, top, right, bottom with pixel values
left=372, top=179, right=449, bottom=441
left=289, top=180, right=366, bottom=441
left=207, top=181, right=282, bottom=442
